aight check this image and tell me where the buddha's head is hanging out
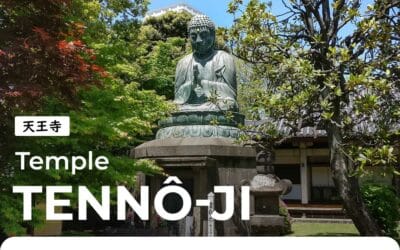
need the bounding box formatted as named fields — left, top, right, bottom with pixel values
left=188, top=15, right=215, bottom=58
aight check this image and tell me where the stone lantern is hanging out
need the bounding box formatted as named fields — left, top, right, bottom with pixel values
left=247, top=151, right=292, bottom=235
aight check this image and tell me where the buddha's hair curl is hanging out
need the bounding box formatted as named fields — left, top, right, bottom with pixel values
left=188, top=15, right=215, bottom=33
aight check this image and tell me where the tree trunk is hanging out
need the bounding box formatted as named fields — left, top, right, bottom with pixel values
left=328, top=125, right=382, bottom=236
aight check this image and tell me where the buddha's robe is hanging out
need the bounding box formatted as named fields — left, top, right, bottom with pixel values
left=174, top=50, right=238, bottom=111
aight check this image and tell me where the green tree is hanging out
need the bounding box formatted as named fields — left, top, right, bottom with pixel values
left=361, top=182, right=400, bottom=237
left=228, top=0, right=399, bottom=235
left=143, top=10, right=192, bottom=40
left=140, top=37, right=188, bottom=99
left=75, top=7, right=192, bottom=100
left=0, top=0, right=173, bottom=235
left=138, top=11, right=192, bottom=99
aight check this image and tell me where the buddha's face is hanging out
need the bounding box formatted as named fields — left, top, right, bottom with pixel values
left=189, top=27, right=215, bottom=58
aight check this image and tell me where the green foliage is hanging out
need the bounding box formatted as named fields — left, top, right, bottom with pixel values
left=141, top=37, right=188, bottom=99
left=0, top=0, right=178, bottom=236
left=229, top=0, right=399, bottom=235
left=229, top=0, right=399, bottom=173
left=361, top=183, right=400, bottom=237
left=138, top=11, right=193, bottom=99
left=351, top=145, right=398, bottom=176
left=1, top=73, right=173, bottom=237
left=80, top=8, right=192, bottom=100
left=279, top=205, right=292, bottom=235
left=143, top=11, right=192, bottom=40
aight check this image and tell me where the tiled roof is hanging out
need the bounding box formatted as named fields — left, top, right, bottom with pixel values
left=245, top=118, right=399, bottom=138
left=245, top=119, right=327, bottom=138
left=244, top=84, right=400, bottom=138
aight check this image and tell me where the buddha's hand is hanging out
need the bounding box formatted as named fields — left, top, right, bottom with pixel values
left=194, top=85, right=205, bottom=98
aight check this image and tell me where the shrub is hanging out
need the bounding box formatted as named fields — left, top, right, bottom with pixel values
left=279, top=200, right=292, bottom=235
left=361, top=182, right=400, bottom=237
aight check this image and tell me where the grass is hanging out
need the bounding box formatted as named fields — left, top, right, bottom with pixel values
left=63, top=222, right=400, bottom=237
left=62, top=231, right=95, bottom=236
left=289, top=222, right=359, bottom=236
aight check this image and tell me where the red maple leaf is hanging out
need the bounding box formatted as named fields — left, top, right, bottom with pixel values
left=57, top=40, right=74, bottom=54
left=32, top=27, right=51, bottom=41
left=72, top=40, right=84, bottom=47
left=91, top=64, right=102, bottom=72
left=79, top=63, right=90, bottom=72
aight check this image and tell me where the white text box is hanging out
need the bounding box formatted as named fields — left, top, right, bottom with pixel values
left=15, top=116, right=70, bottom=136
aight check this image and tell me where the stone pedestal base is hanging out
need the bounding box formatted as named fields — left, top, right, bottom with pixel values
left=250, top=215, right=286, bottom=236
left=156, top=111, right=245, bottom=139
left=132, top=137, right=256, bottom=236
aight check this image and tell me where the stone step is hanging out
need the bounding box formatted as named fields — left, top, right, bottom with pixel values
left=292, top=218, right=353, bottom=224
